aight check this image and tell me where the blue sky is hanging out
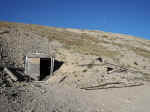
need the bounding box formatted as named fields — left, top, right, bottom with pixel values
left=0, top=0, right=150, bottom=39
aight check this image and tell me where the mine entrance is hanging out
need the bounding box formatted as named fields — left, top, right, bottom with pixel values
left=40, top=58, right=51, bottom=80
left=25, top=53, right=64, bottom=81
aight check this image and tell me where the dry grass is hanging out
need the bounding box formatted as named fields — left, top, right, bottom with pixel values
left=0, top=21, right=149, bottom=59
left=131, top=47, right=150, bottom=58
left=0, top=21, right=121, bottom=58
left=1, top=21, right=150, bottom=85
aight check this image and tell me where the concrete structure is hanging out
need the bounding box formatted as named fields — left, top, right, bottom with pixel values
left=25, top=52, right=54, bottom=81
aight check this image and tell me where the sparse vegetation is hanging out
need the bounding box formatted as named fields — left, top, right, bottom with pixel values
left=83, top=69, right=87, bottom=72
left=102, top=34, right=109, bottom=38
left=0, top=21, right=150, bottom=112
left=134, top=47, right=150, bottom=58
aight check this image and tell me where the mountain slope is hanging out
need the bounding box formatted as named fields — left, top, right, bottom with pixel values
left=0, top=21, right=150, bottom=88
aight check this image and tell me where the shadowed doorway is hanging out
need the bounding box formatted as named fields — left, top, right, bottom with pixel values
left=40, top=58, right=50, bottom=80
left=40, top=58, right=64, bottom=80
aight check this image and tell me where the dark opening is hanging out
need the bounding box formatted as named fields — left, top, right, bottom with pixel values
left=96, top=57, right=103, bottom=62
left=40, top=58, right=64, bottom=81
left=54, top=60, right=64, bottom=72
left=40, top=58, right=50, bottom=80
left=106, top=67, right=113, bottom=74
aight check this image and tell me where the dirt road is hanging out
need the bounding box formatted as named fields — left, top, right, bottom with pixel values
left=85, top=82, right=150, bottom=112
left=0, top=82, right=150, bottom=112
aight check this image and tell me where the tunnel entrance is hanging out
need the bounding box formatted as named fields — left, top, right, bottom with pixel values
left=25, top=53, right=64, bottom=81
left=40, top=58, right=64, bottom=81
left=40, top=58, right=50, bottom=80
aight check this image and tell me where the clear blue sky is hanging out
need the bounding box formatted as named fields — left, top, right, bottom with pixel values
left=0, top=0, right=150, bottom=39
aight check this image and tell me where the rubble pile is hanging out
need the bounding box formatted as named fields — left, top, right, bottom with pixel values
left=0, top=66, right=32, bottom=87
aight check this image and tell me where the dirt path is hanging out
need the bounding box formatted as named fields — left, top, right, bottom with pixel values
left=0, top=82, right=150, bottom=112
left=84, top=82, right=150, bottom=112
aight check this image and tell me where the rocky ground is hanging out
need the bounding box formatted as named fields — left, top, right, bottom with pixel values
left=0, top=21, right=150, bottom=112
left=0, top=81, right=149, bottom=112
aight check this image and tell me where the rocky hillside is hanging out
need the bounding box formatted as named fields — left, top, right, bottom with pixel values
left=0, top=21, right=150, bottom=88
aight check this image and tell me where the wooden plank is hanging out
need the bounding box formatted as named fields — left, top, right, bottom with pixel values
left=28, top=58, right=40, bottom=64
left=3, top=67, right=17, bottom=81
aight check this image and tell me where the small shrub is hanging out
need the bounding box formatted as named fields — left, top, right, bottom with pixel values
left=87, top=64, right=93, bottom=69
left=83, top=69, right=87, bottom=72
left=102, top=34, right=109, bottom=38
